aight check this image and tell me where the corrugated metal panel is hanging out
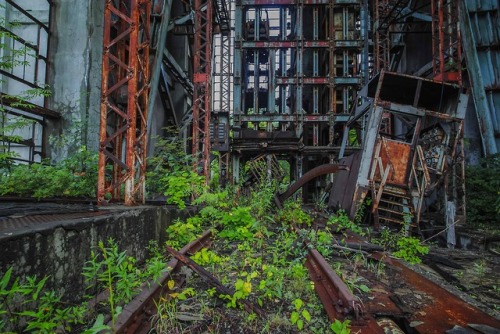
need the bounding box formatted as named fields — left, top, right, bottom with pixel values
left=460, top=0, right=500, bottom=154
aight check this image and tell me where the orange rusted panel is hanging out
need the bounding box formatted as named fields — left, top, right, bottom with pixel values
left=379, top=137, right=411, bottom=186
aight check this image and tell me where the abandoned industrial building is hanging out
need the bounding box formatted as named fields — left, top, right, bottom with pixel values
left=0, top=0, right=499, bottom=332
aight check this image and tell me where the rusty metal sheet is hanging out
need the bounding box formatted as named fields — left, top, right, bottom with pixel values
left=375, top=138, right=411, bottom=186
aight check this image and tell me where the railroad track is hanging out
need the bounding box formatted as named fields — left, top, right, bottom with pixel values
left=110, top=229, right=213, bottom=333
left=107, top=220, right=500, bottom=334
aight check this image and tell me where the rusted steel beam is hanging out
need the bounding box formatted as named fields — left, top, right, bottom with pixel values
left=192, top=0, right=214, bottom=182
left=112, top=230, right=213, bottom=333
left=0, top=93, right=60, bottom=119
left=278, top=164, right=349, bottom=204
left=307, top=249, right=361, bottom=318
left=98, top=0, right=151, bottom=206
left=166, top=245, right=267, bottom=318
left=388, top=257, right=500, bottom=332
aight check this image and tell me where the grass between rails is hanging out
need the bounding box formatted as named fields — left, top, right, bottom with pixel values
left=153, top=186, right=382, bottom=334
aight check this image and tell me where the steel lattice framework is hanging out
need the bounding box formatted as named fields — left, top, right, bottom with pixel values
left=98, top=0, right=151, bottom=205
left=212, top=1, right=232, bottom=186
left=192, top=0, right=214, bottom=181
left=374, top=0, right=411, bottom=72
left=431, top=0, right=461, bottom=84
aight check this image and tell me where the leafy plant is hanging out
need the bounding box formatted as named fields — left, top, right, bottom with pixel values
left=257, top=265, right=284, bottom=306
left=165, top=218, right=202, bottom=250
left=220, top=272, right=256, bottom=308
left=219, top=206, right=257, bottom=241
left=0, top=146, right=98, bottom=198
left=328, top=210, right=365, bottom=236
left=83, top=239, right=143, bottom=329
left=289, top=298, right=311, bottom=331
left=372, top=227, right=398, bottom=250
left=0, top=268, right=87, bottom=333
left=277, top=200, right=312, bottom=227
left=473, top=260, right=486, bottom=277
left=354, top=197, right=371, bottom=225
left=167, top=280, right=196, bottom=301
left=331, top=319, right=351, bottom=334
left=161, top=171, right=205, bottom=209
left=146, top=129, right=206, bottom=207
left=191, top=248, right=224, bottom=266
left=392, top=236, right=429, bottom=265
left=308, top=229, right=334, bottom=257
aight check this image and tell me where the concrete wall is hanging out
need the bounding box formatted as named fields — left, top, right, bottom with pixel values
left=0, top=206, right=197, bottom=303
left=47, top=0, right=104, bottom=160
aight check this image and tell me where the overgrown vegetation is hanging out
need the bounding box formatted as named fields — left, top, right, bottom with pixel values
left=146, top=130, right=206, bottom=207
left=0, top=239, right=168, bottom=333
left=152, top=179, right=377, bottom=333
left=0, top=9, right=98, bottom=200
left=0, top=146, right=98, bottom=198
left=466, top=153, right=500, bottom=226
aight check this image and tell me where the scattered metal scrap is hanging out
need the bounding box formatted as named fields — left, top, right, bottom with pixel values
left=338, top=236, right=500, bottom=333
left=331, top=71, right=468, bottom=231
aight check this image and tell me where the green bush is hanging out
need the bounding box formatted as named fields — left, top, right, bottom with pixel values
left=393, top=236, right=429, bottom=265
left=0, top=146, right=97, bottom=199
left=466, top=154, right=500, bottom=225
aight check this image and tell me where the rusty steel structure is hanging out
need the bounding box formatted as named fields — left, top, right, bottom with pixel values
left=232, top=0, right=366, bottom=201
left=459, top=0, right=499, bottom=155
left=192, top=0, right=214, bottom=181
left=98, top=0, right=151, bottom=205
left=372, top=0, right=411, bottom=73
left=331, top=71, right=468, bottom=228
left=431, top=0, right=462, bottom=84
left=212, top=1, right=233, bottom=186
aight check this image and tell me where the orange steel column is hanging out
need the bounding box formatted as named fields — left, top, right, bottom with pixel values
left=192, top=0, right=213, bottom=182
left=431, top=0, right=462, bottom=84
left=98, top=0, right=151, bottom=205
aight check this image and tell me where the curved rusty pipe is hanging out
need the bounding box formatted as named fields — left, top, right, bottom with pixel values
left=277, top=164, right=350, bottom=204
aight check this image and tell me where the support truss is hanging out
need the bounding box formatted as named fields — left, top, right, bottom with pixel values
left=431, top=0, right=462, bottom=84
left=98, top=0, right=151, bottom=205
left=374, top=0, right=411, bottom=72
left=192, top=0, right=213, bottom=181
left=212, top=0, right=232, bottom=186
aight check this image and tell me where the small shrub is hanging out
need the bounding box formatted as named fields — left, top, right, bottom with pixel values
left=393, top=237, right=429, bottom=265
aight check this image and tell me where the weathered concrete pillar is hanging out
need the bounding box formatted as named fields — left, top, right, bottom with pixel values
left=47, top=0, right=104, bottom=160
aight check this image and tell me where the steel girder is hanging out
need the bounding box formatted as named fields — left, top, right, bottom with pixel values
left=98, top=0, right=151, bottom=205
left=212, top=0, right=232, bottom=186
left=192, top=0, right=213, bottom=181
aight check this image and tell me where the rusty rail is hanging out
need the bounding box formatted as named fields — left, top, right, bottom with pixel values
left=305, top=248, right=361, bottom=319
left=111, top=229, right=213, bottom=333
